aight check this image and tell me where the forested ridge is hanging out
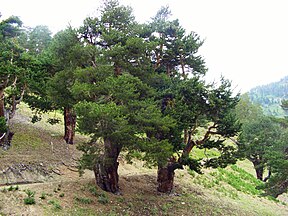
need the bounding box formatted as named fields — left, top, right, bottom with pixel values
left=0, top=0, right=287, bottom=215
left=249, top=76, right=288, bottom=116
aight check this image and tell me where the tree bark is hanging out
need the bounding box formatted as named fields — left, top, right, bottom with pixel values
left=93, top=138, right=121, bottom=194
left=0, top=89, right=5, bottom=118
left=183, top=129, right=188, bottom=145
left=63, top=107, right=76, bottom=144
left=0, top=129, right=14, bottom=150
left=157, top=163, right=175, bottom=193
left=114, top=65, right=122, bottom=76
left=252, top=160, right=264, bottom=181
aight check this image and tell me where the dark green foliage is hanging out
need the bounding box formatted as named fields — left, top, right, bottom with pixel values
left=0, top=16, right=40, bottom=148
left=163, top=76, right=240, bottom=171
left=264, top=129, right=288, bottom=197
left=235, top=94, right=288, bottom=197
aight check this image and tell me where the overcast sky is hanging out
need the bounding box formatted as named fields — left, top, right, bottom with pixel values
left=1, top=0, right=288, bottom=93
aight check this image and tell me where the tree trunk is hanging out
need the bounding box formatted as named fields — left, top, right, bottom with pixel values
left=252, top=160, right=264, bottom=181
left=93, top=138, right=121, bottom=194
left=0, top=89, right=5, bottom=118
left=114, top=65, right=122, bottom=76
left=63, top=107, right=76, bottom=144
left=0, top=129, right=14, bottom=150
left=166, top=65, right=171, bottom=76
left=263, top=170, right=271, bottom=182
left=157, top=163, right=175, bottom=193
left=180, top=54, right=185, bottom=77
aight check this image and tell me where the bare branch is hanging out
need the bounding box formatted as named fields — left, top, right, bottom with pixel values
left=12, top=76, right=17, bottom=87
left=196, top=123, right=217, bottom=146
left=0, top=133, right=6, bottom=141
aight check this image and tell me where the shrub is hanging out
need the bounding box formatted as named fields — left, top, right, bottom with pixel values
left=24, top=197, right=36, bottom=205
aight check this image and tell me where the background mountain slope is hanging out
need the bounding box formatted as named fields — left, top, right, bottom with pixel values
left=249, top=76, right=288, bottom=116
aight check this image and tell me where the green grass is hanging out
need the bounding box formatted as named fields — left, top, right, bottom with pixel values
left=48, top=199, right=62, bottom=210
left=192, top=164, right=266, bottom=199
left=11, top=125, right=44, bottom=150
left=190, top=147, right=220, bottom=159
left=74, top=196, right=93, bottom=204
left=1, top=103, right=286, bottom=216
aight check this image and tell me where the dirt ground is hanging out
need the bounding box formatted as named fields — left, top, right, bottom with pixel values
left=0, top=109, right=287, bottom=216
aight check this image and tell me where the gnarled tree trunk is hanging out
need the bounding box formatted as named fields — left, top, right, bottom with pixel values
left=63, top=107, right=76, bottom=144
left=157, top=164, right=175, bottom=193
left=93, top=138, right=121, bottom=194
left=157, top=158, right=184, bottom=193
left=0, top=89, right=13, bottom=150
left=251, top=159, right=264, bottom=181
left=0, top=129, right=14, bottom=150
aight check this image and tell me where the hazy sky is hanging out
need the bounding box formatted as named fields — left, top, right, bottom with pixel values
left=1, top=0, right=288, bottom=93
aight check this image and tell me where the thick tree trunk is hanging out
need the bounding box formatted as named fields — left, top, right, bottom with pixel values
left=93, top=138, right=121, bottom=194
left=63, top=107, right=76, bottom=144
left=0, top=89, right=13, bottom=150
left=252, top=160, right=264, bottom=181
left=157, top=163, right=175, bottom=193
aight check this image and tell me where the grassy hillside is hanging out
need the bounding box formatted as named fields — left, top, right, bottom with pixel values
left=0, top=104, right=287, bottom=216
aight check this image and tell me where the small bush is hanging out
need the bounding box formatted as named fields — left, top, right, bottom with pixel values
left=25, top=189, right=36, bottom=197
left=24, top=197, right=36, bottom=205
left=4, top=185, right=19, bottom=192
left=40, top=192, right=47, bottom=200
left=59, top=193, right=65, bottom=197
left=24, top=189, right=36, bottom=205
left=7, top=186, right=14, bottom=191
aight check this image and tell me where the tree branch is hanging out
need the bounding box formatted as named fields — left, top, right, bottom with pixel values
left=196, top=123, right=217, bottom=146
left=0, top=133, right=6, bottom=141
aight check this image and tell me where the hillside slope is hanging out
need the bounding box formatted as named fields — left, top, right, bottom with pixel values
left=249, top=76, right=288, bottom=116
left=0, top=105, right=287, bottom=216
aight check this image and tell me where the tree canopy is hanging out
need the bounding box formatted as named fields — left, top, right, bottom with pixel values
left=2, top=0, right=286, bottom=199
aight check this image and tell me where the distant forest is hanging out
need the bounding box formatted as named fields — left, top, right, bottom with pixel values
left=249, top=76, right=288, bottom=116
